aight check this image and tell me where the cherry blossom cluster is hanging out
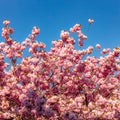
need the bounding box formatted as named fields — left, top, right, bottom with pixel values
left=0, top=19, right=120, bottom=120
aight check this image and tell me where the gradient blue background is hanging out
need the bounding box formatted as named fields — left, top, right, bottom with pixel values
left=0, top=0, right=120, bottom=53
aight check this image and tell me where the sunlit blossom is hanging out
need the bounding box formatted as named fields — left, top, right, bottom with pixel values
left=0, top=19, right=119, bottom=120
left=88, top=18, right=94, bottom=23
left=3, top=20, right=10, bottom=25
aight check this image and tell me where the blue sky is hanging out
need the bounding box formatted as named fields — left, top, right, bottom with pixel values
left=0, top=0, right=120, bottom=53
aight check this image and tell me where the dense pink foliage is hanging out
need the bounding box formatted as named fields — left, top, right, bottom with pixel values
left=0, top=20, right=120, bottom=120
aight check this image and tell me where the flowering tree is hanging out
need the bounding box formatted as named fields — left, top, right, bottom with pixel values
left=0, top=20, right=120, bottom=120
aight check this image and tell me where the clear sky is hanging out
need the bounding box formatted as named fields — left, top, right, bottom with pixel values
left=0, top=0, right=120, bottom=53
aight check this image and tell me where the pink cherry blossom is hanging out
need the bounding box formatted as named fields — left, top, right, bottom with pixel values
left=3, top=20, right=10, bottom=25
left=96, top=43, right=101, bottom=49
left=32, top=26, right=40, bottom=35
left=0, top=19, right=119, bottom=120
left=88, top=18, right=94, bottom=23
left=60, top=30, right=70, bottom=39
left=73, top=24, right=82, bottom=31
